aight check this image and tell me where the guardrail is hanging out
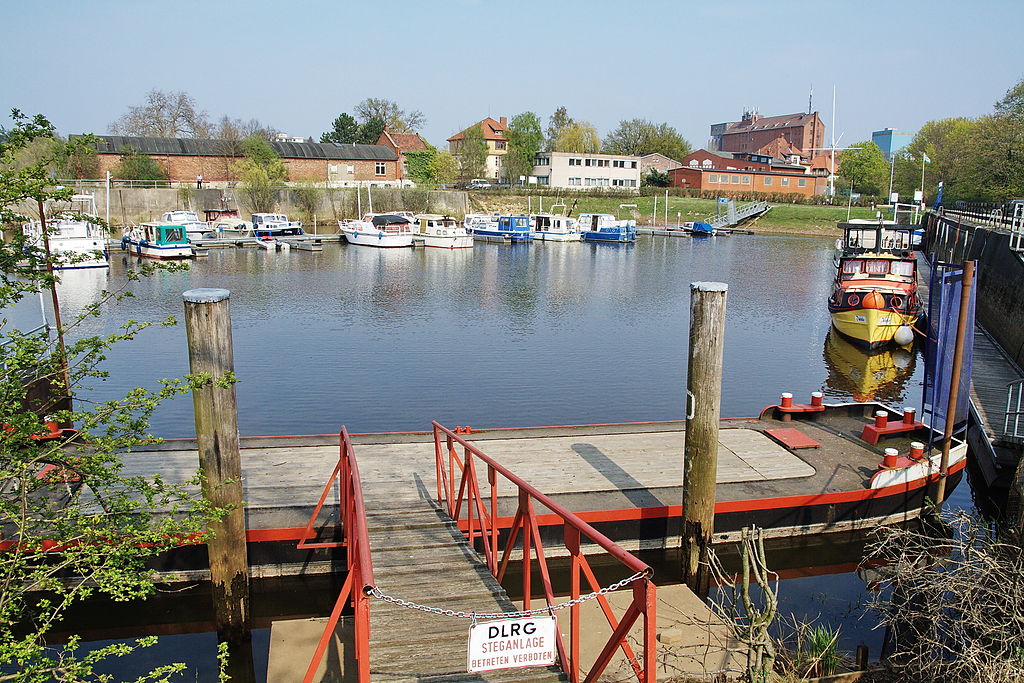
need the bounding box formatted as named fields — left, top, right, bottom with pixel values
left=433, top=422, right=657, bottom=683
left=298, top=426, right=373, bottom=683
left=1003, top=379, right=1024, bottom=443
left=941, top=205, right=1024, bottom=252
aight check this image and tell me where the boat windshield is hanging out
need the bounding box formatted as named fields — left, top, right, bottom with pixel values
left=160, top=226, right=185, bottom=243
left=841, top=258, right=915, bottom=282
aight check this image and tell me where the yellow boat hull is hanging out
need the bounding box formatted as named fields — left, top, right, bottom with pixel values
left=831, top=308, right=919, bottom=349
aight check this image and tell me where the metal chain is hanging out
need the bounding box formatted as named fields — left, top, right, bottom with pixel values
left=367, top=570, right=648, bottom=620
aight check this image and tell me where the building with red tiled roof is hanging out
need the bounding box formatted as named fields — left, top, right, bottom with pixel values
left=447, top=117, right=509, bottom=180
left=710, top=110, right=825, bottom=158
left=376, top=126, right=429, bottom=180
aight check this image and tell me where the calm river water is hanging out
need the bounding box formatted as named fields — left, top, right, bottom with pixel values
left=43, top=234, right=982, bottom=679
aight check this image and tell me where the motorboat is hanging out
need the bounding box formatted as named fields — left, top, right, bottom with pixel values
left=251, top=213, right=304, bottom=237
left=22, top=193, right=109, bottom=269
left=463, top=214, right=495, bottom=232
left=414, top=214, right=473, bottom=249
left=160, top=210, right=209, bottom=240
left=688, top=222, right=716, bottom=237
left=121, top=223, right=193, bottom=259
left=578, top=213, right=636, bottom=243
left=471, top=214, right=532, bottom=243
left=340, top=213, right=414, bottom=248
left=256, top=235, right=290, bottom=252
left=530, top=213, right=581, bottom=242
left=208, top=217, right=253, bottom=238
left=828, top=222, right=922, bottom=349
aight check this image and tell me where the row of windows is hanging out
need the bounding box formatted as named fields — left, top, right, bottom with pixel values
left=706, top=173, right=807, bottom=188
left=329, top=163, right=389, bottom=176
left=566, top=177, right=638, bottom=187
left=562, top=157, right=638, bottom=169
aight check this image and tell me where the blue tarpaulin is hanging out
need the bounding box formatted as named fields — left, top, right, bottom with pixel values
left=922, top=259, right=976, bottom=446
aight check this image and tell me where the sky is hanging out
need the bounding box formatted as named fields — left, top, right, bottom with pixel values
left=3, top=0, right=1023, bottom=152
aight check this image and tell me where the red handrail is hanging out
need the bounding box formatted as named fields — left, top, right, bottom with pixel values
left=298, top=426, right=374, bottom=683
left=433, top=421, right=657, bottom=683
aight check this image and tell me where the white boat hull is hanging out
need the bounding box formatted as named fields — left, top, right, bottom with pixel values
left=423, top=233, right=473, bottom=249
left=533, top=231, right=581, bottom=242
left=122, top=239, right=193, bottom=259
left=343, top=227, right=413, bottom=248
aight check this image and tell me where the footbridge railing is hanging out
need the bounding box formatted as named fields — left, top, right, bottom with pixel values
left=940, top=204, right=1024, bottom=252
left=298, top=426, right=374, bottom=683
left=705, top=200, right=771, bottom=229
left=433, top=422, right=658, bottom=683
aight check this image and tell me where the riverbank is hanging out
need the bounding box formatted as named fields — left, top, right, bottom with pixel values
left=469, top=194, right=875, bottom=237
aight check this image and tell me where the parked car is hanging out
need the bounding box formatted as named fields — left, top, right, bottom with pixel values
left=466, top=179, right=492, bottom=190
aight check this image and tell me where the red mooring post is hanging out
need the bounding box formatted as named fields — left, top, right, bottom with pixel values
left=681, top=282, right=728, bottom=599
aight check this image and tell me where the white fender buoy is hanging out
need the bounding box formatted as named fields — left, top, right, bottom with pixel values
left=894, top=325, right=914, bottom=346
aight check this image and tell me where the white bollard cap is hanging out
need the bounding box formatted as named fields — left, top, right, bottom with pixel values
left=884, top=448, right=899, bottom=456
left=876, top=410, right=888, bottom=417
left=183, top=288, right=230, bottom=304
left=781, top=392, right=793, bottom=399
left=811, top=391, right=823, bottom=398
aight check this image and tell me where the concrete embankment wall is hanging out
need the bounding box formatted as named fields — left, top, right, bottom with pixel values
left=13, top=186, right=470, bottom=228
left=926, top=212, right=1024, bottom=367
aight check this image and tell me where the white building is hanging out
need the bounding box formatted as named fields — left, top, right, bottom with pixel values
left=530, top=152, right=641, bottom=190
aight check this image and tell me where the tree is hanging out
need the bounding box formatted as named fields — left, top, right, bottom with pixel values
left=2, top=135, right=98, bottom=179
left=211, top=116, right=276, bottom=182
left=546, top=106, right=573, bottom=150
left=428, top=150, right=459, bottom=186
left=404, top=147, right=438, bottom=184
left=109, top=89, right=211, bottom=138
left=111, top=146, right=169, bottom=185
left=603, top=119, right=691, bottom=160
left=357, top=117, right=386, bottom=145
left=321, top=113, right=360, bottom=144
left=837, top=141, right=889, bottom=196
left=293, top=181, right=323, bottom=223
left=0, top=109, right=219, bottom=681
left=504, top=112, right=544, bottom=184
left=643, top=169, right=670, bottom=187
left=555, top=121, right=601, bottom=153
left=995, top=77, right=1024, bottom=120
left=354, top=98, right=425, bottom=134
left=455, top=124, right=488, bottom=180
left=235, top=135, right=287, bottom=213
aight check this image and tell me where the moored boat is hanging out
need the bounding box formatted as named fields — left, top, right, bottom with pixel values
left=578, top=213, right=637, bottom=243
left=251, top=213, right=304, bottom=237
left=531, top=213, right=581, bottom=241
left=22, top=194, right=109, bottom=269
left=121, top=223, right=193, bottom=259
left=828, top=222, right=922, bottom=349
left=160, top=210, right=209, bottom=240
left=471, top=214, right=532, bottom=243
left=414, top=214, right=473, bottom=249
left=340, top=213, right=414, bottom=248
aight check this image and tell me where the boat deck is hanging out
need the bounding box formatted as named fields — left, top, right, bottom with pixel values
left=128, top=409, right=906, bottom=542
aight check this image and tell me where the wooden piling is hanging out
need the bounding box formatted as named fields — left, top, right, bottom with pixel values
left=681, top=281, right=728, bottom=598
left=182, top=288, right=251, bottom=643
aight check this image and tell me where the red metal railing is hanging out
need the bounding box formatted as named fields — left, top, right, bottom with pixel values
left=433, top=421, right=658, bottom=683
left=297, top=426, right=374, bottom=683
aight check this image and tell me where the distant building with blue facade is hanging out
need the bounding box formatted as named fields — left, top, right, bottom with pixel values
left=872, top=128, right=915, bottom=160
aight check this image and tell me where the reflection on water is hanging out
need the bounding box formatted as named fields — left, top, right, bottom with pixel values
left=822, top=327, right=917, bottom=403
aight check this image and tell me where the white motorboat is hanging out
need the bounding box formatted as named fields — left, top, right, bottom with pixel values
left=209, top=217, right=253, bottom=238
left=463, top=214, right=496, bottom=232
left=121, top=223, right=193, bottom=259
left=23, top=194, right=109, bottom=269
left=256, top=235, right=290, bottom=252
left=414, top=214, right=473, bottom=249
left=531, top=213, right=581, bottom=242
left=251, top=213, right=304, bottom=236
left=160, top=210, right=210, bottom=240
left=340, top=214, right=414, bottom=248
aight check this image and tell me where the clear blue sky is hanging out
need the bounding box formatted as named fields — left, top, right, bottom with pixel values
left=3, top=0, right=1022, bottom=151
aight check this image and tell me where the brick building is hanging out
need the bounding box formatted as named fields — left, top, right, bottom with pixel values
left=447, top=117, right=508, bottom=181
left=89, top=136, right=401, bottom=186
left=639, top=153, right=682, bottom=176
left=670, top=150, right=818, bottom=199
left=710, top=110, right=825, bottom=158
left=376, top=126, right=429, bottom=179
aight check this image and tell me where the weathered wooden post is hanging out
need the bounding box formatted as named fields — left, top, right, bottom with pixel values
left=182, top=288, right=250, bottom=642
left=681, top=282, right=728, bottom=599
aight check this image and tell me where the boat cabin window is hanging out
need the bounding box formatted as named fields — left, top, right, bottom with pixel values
left=161, top=227, right=184, bottom=243
left=841, top=258, right=915, bottom=281
left=841, top=260, right=862, bottom=275
left=863, top=260, right=890, bottom=275
left=890, top=261, right=915, bottom=278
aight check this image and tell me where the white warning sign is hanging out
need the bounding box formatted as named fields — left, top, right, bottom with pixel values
left=467, top=615, right=557, bottom=672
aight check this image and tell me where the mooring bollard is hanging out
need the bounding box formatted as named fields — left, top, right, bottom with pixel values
left=682, top=282, right=728, bottom=599
left=874, top=410, right=889, bottom=429
left=182, top=288, right=251, bottom=643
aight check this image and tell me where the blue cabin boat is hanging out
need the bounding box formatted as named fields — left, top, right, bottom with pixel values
left=577, top=213, right=637, bottom=243
left=471, top=214, right=533, bottom=243
left=690, top=221, right=716, bottom=236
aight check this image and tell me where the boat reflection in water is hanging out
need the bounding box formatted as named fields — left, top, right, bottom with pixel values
left=822, top=327, right=916, bottom=403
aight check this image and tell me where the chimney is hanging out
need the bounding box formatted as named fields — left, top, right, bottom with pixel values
left=499, top=116, right=507, bottom=127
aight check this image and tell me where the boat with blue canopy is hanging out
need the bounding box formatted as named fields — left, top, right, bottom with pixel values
left=578, top=213, right=636, bottom=243
left=470, top=214, right=533, bottom=243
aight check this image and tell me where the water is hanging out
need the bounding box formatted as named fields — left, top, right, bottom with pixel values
left=44, top=235, right=982, bottom=675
